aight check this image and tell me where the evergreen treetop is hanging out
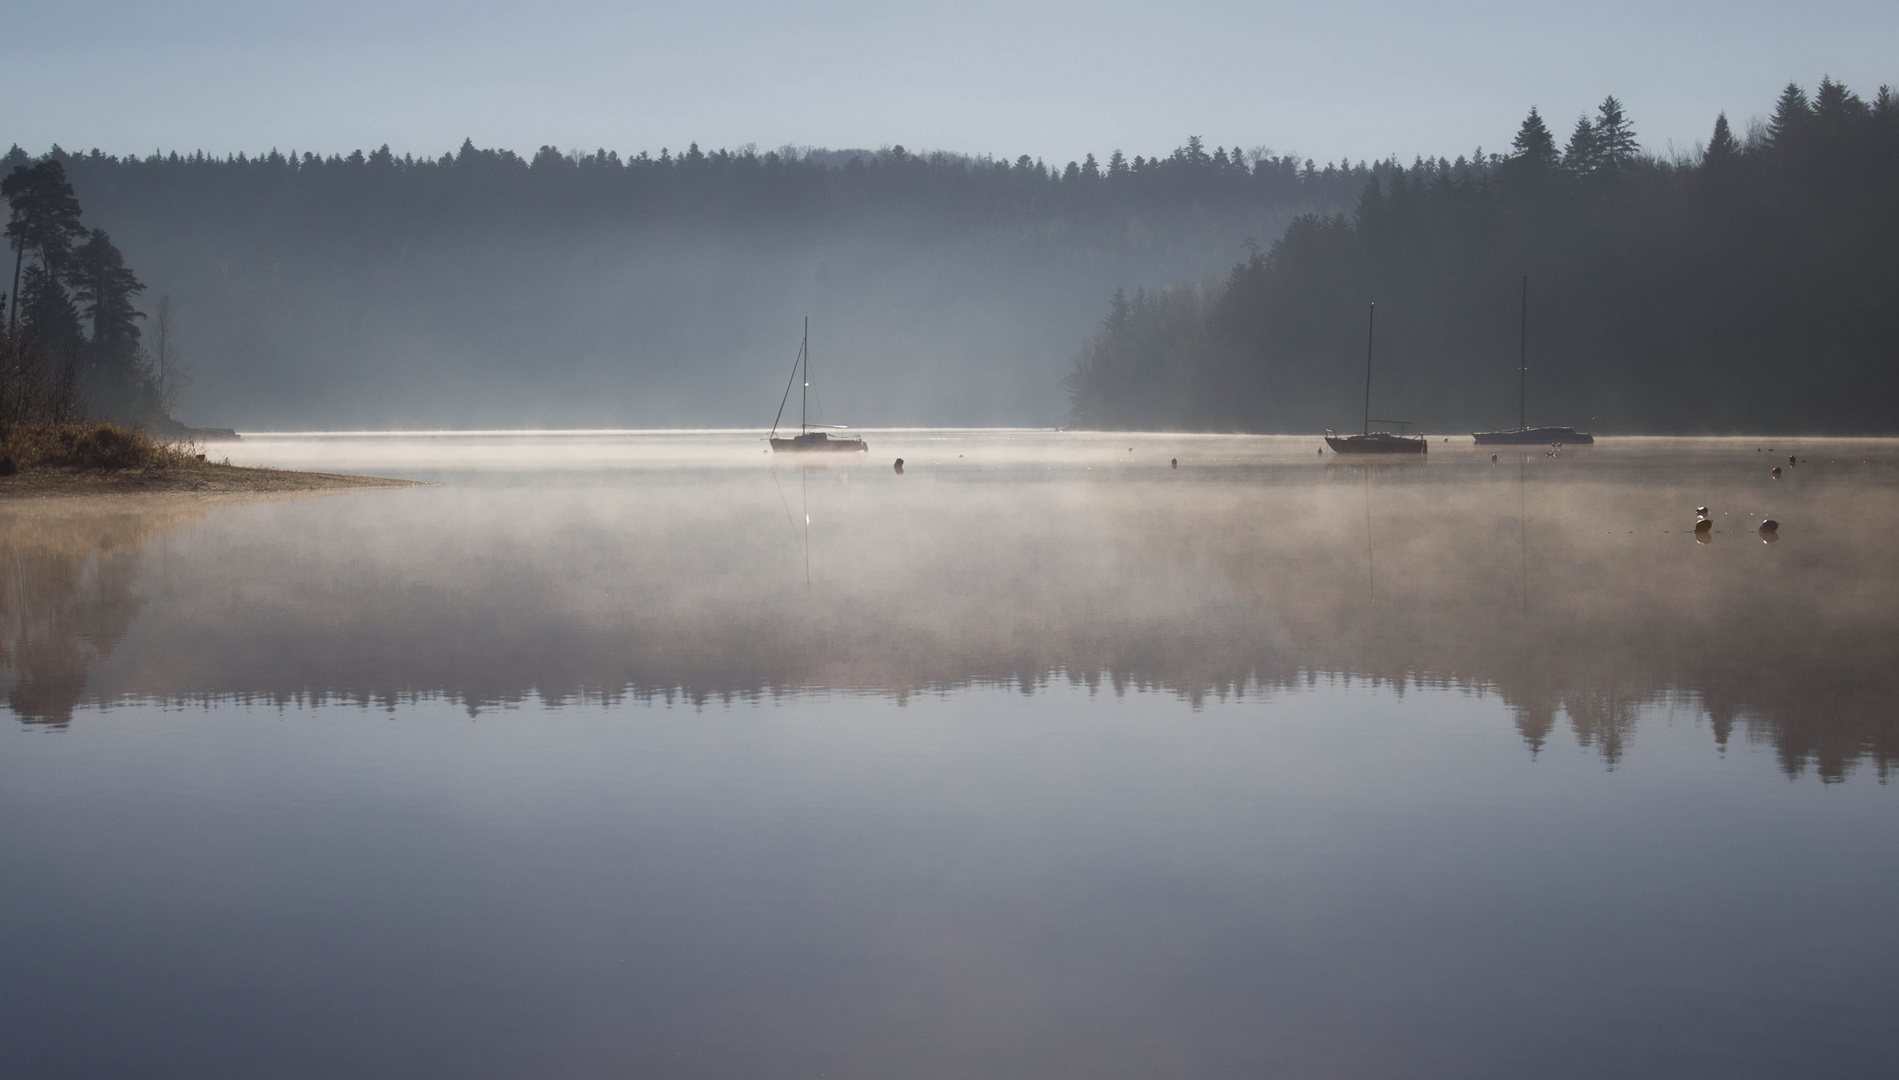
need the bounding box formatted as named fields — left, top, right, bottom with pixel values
left=1511, top=108, right=1559, bottom=170
left=1767, top=82, right=1812, bottom=149
left=1563, top=115, right=1600, bottom=172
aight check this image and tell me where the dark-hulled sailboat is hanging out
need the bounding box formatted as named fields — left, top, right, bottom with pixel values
left=1473, top=277, right=1594, bottom=445
left=1325, top=302, right=1427, bottom=455
left=769, top=318, right=868, bottom=453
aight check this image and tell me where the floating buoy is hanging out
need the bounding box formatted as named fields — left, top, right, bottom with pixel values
left=1128, top=447, right=1134, bottom=452
left=893, top=458, right=904, bottom=474
left=1788, top=455, right=1796, bottom=467
left=1694, top=517, right=1713, bottom=534
left=1759, top=519, right=1779, bottom=543
left=1491, top=454, right=1498, bottom=463
left=1170, top=458, right=1177, bottom=469
left=1696, top=506, right=1709, bottom=516
left=1772, top=466, right=1782, bottom=478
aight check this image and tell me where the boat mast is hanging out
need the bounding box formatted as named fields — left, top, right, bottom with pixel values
left=1363, top=302, right=1375, bottom=436
left=1518, top=276, right=1527, bottom=431
left=801, top=316, right=809, bottom=435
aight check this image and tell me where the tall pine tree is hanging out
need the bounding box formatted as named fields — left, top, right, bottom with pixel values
left=1593, top=96, right=1640, bottom=167
left=1511, top=107, right=1560, bottom=170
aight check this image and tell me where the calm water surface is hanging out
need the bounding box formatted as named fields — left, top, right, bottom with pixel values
left=2, top=431, right=1895, bottom=1078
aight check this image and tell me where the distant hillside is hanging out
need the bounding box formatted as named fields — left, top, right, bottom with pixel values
left=17, top=140, right=1380, bottom=429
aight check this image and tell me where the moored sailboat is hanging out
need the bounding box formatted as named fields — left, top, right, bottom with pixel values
left=1473, top=277, right=1594, bottom=445
left=769, top=318, right=868, bottom=453
left=1325, top=302, right=1427, bottom=454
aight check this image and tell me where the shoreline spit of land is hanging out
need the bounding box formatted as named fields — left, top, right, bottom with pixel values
left=0, top=462, right=424, bottom=499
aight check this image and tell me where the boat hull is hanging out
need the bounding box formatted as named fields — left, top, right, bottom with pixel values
left=1472, top=427, right=1593, bottom=444
left=770, top=434, right=868, bottom=453
left=1325, top=434, right=1427, bottom=454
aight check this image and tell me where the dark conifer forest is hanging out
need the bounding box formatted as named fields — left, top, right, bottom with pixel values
left=8, top=139, right=1372, bottom=428
left=1068, top=80, right=1899, bottom=434
left=9, top=77, right=1896, bottom=432
left=2, top=159, right=174, bottom=429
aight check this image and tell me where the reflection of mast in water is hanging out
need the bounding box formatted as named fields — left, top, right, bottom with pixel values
left=767, top=462, right=813, bottom=588
left=1364, top=470, right=1375, bottom=601
left=1519, top=455, right=1529, bottom=617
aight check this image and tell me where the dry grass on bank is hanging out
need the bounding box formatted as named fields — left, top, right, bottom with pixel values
left=0, top=421, right=200, bottom=473
left=0, top=421, right=422, bottom=498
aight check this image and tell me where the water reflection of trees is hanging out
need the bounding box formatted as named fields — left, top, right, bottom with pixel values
left=0, top=502, right=208, bottom=725
left=4, top=460, right=1894, bottom=781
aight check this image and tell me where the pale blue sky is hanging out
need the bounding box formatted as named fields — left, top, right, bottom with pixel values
left=6, top=0, right=1893, bottom=165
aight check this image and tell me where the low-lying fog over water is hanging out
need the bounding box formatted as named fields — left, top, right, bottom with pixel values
left=3, top=431, right=1896, bottom=1078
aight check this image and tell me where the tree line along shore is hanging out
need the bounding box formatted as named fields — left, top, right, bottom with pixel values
left=9, top=76, right=1893, bottom=439
left=1, top=159, right=410, bottom=495
left=1066, top=80, right=1899, bottom=435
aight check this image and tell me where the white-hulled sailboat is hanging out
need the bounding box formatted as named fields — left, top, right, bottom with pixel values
left=768, top=317, right=867, bottom=453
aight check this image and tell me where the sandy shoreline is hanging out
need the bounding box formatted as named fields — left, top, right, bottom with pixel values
left=0, top=462, right=424, bottom=500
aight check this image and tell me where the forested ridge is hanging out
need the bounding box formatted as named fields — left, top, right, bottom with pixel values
left=1067, top=80, right=1899, bottom=435
left=7, top=139, right=1383, bottom=428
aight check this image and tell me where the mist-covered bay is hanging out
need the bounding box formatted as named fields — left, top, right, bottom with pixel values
left=3, top=431, right=1895, bottom=1078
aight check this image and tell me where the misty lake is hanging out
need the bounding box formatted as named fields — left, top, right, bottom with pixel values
left=3, top=431, right=1895, bottom=1079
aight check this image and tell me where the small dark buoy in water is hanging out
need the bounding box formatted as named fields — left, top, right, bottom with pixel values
left=1491, top=454, right=1498, bottom=463
left=1170, top=458, right=1177, bottom=469
left=1318, top=448, right=1324, bottom=455
left=1128, top=447, right=1134, bottom=452
left=893, top=458, right=904, bottom=475
left=1788, top=455, right=1796, bottom=466
left=1694, top=516, right=1713, bottom=537
left=1696, top=506, right=1709, bottom=516
left=1759, top=519, right=1780, bottom=542
left=1772, top=466, right=1782, bottom=478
